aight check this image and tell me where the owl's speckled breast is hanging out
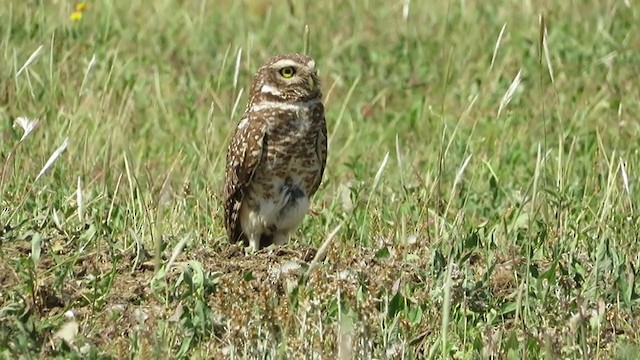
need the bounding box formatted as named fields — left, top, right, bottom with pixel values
left=250, top=103, right=324, bottom=199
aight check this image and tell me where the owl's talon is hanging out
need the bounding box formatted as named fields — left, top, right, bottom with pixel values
left=244, top=245, right=258, bottom=255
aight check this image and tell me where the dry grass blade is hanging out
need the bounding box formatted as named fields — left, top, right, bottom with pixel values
left=36, top=138, right=69, bottom=182
left=497, top=69, right=522, bottom=118
left=329, top=76, right=360, bottom=150
left=490, top=23, right=507, bottom=72
left=230, top=87, right=244, bottom=121
left=303, top=223, right=343, bottom=279
left=402, top=0, right=411, bottom=21
left=540, top=15, right=554, bottom=83
left=372, top=151, right=390, bottom=194
left=395, top=134, right=405, bottom=189
left=619, top=159, right=633, bottom=213
left=233, top=47, right=242, bottom=90
left=166, top=234, right=191, bottom=273
left=16, top=45, right=43, bottom=76
left=303, top=24, right=310, bottom=55
left=79, top=54, right=97, bottom=96
left=76, top=177, right=83, bottom=222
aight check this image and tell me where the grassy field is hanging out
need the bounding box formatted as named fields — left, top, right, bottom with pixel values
left=1, top=0, right=639, bottom=358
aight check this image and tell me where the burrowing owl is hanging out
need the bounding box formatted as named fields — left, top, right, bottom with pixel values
left=223, top=53, right=327, bottom=251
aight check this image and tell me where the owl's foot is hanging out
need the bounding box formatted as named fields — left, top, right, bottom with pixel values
left=244, top=244, right=258, bottom=255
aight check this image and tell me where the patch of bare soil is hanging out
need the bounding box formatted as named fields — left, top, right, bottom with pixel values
left=192, top=243, right=317, bottom=274
left=1, top=235, right=161, bottom=354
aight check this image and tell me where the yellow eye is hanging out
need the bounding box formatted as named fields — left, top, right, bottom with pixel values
left=280, top=67, right=296, bottom=78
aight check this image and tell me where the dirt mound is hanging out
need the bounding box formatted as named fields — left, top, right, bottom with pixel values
left=1, top=235, right=431, bottom=357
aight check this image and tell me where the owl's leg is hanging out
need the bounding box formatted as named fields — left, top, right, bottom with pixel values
left=248, top=235, right=261, bottom=252
left=247, top=230, right=274, bottom=251
left=240, top=203, right=268, bottom=251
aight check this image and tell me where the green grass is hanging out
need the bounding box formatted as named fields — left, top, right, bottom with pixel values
left=1, top=0, right=640, bottom=358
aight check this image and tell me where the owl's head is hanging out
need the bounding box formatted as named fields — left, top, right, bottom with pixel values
left=251, top=53, right=321, bottom=103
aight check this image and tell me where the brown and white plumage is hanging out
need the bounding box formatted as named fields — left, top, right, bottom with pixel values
left=223, top=53, right=327, bottom=251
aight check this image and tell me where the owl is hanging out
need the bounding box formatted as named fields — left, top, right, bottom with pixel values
left=223, top=53, right=327, bottom=251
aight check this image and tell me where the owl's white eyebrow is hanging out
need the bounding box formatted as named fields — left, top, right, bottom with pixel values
left=271, top=59, right=300, bottom=69
left=250, top=99, right=321, bottom=113
left=260, top=84, right=283, bottom=96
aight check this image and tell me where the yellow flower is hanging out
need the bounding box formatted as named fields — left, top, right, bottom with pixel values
left=70, top=11, right=82, bottom=21
left=75, top=2, right=87, bottom=12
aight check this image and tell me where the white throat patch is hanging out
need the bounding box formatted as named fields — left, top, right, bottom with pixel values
left=261, top=84, right=283, bottom=96
left=250, top=99, right=321, bottom=113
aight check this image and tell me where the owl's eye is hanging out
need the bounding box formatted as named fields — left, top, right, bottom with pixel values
left=280, top=66, right=296, bottom=78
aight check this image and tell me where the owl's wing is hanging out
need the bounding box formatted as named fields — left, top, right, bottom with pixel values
left=223, top=117, right=267, bottom=244
left=310, top=116, right=328, bottom=196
